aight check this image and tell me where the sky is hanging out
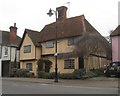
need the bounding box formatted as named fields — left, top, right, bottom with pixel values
left=0, top=0, right=119, bottom=37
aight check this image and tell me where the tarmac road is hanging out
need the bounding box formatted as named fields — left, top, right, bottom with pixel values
left=2, top=77, right=119, bottom=94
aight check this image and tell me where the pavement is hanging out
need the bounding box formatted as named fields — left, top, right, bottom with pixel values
left=1, top=77, right=119, bottom=88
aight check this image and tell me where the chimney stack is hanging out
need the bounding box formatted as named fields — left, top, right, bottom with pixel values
left=56, top=6, right=67, bottom=21
left=9, top=23, right=18, bottom=46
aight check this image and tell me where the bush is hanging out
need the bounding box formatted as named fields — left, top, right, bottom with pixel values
left=38, top=71, right=44, bottom=78
left=59, top=73, right=74, bottom=79
left=37, top=69, right=105, bottom=79
left=82, top=71, right=97, bottom=79
left=90, top=69, right=104, bottom=76
left=9, top=68, right=34, bottom=77
left=38, top=71, right=51, bottom=79
left=16, top=69, right=29, bottom=77
left=26, top=72, right=35, bottom=78
left=73, top=69, right=86, bottom=79
left=49, top=72, right=55, bottom=79
left=9, top=68, right=18, bottom=77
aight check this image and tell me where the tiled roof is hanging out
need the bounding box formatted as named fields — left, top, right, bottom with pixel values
left=19, top=29, right=41, bottom=49
left=26, top=29, right=41, bottom=47
left=39, top=15, right=100, bottom=42
left=1, top=31, right=21, bottom=46
left=110, top=25, right=120, bottom=37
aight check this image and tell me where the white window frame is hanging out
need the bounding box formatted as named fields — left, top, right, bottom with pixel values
left=24, top=45, right=31, bottom=53
left=26, top=63, right=33, bottom=71
left=64, top=59, right=75, bottom=69
left=4, top=46, right=8, bottom=56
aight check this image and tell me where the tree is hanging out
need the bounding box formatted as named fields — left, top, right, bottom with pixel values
left=73, top=32, right=111, bottom=58
left=72, top=32, right=112, bottom=71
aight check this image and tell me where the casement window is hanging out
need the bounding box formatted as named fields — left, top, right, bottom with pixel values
left=68, top=37, right=75, bottom=46
left=4, top=47, right=8, bottom=56
left=64, top=59, right=75, bottom=69
left=24, top=45, right=31, bottom=53
left=46, top=41, right=54, bottom=48
left=26, top=63, right=33, bottom=71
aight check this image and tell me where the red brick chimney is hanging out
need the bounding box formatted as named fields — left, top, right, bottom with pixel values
left=9, top=23, right=18, bottom=45
left=56, top=6, right=67, bottom=21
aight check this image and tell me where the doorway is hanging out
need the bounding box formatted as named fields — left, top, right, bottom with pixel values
left=79, top=57, right=84, bottom=69
left=2, top=61, right=10, bottom=77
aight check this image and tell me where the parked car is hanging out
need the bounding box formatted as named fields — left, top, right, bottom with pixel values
left=104, top=62, right=120, bottom=77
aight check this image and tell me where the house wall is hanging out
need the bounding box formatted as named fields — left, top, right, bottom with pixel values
left=44, top=56, right=79, bottom=73
left=1, top=46, right=18, bottom=62
left=36, top=47, right=41, bottom=59
left=41, top=38, right=74, bottom=55
left=20, top=33, right=41, bottom=76
left=16, top=50, right=20, bottom=62
left=84, top=56, right=110, bottom=70
left=20, top=34, right=36, bottom=60
left=20, top=60, right=38, bottom=76
left=112, top=36, right=120, bottom=62
left=1, top=46, right=11, bottom=61
left=10, top=47, right=17, bottom=62
left=41, top=38, right=78, bottom=73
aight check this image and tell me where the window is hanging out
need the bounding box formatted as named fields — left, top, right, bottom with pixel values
left=68, top=37, right=75, bottom=45
left=46, top=41, right=54, bottom=48
left=26, top=63, right=32, bottom=71
left=4, top=47, right=8, bottom=56
left=24, top=45, right=31, bottom=53
left=64, top=59, right=75, bottom=69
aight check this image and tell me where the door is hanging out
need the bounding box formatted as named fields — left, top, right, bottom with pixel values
left=79, top=57, right=84, bottom=69
left=2, top=61, right=10, bottom=77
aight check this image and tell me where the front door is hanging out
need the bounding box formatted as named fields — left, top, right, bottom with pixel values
left=2, top=61, right=10, bottom=77
left=79, top=57, right=84, bottom=69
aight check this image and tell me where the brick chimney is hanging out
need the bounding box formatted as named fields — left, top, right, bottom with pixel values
left=9, top=23, right=18, bottom=46
left=56, top=6, right=67, bottom=21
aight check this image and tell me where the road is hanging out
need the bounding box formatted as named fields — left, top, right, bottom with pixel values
left=2, top=78, right=118, bottom=94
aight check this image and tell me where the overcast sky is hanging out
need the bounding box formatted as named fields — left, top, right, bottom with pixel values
left=0, top=0, right=119, bottom=37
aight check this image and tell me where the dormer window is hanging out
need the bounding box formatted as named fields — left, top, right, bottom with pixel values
left=46, top=41, right=54, bottom=48
left=24, top=45, right=31, bottom=53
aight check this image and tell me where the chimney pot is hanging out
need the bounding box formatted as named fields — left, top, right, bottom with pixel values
left=9, top=23, right=18, bottom=45
left=56, top=6, right=67, bottom=21
left=14, top=23, right=16, bottom=27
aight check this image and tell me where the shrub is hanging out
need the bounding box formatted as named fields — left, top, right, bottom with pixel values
left=38, top=71, right=51, bottom=79
left=82, top=71, right=97, bottom=79
left=9, top=68, right=31, bottom=77
left=73, top=69, right=86, bottom=79
left=16, top=69, right=29, bottom=77
left=9, top=68, right=18, bottom=77
left=26, top=72, right=35, bottom=78
left=90, top=69, right=104, bottom=76
left=59, top=73, right=74, bottom=79
left=49, top=72, right=55, bottom=79
left=43, top=72, right=51, bottom=79
left=38, top=71, right=44, bottom=78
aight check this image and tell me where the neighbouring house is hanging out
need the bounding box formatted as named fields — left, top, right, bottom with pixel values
left=19, top=6, right=111, bottom=76
left=110, top=25, right=120, bottom=62
left=0, top=23, right=21, bottom=77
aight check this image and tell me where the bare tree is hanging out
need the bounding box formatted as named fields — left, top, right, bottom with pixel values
left=73, top=32, right=111, bottom=57
left=72, top=32, right=112, bottom=70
